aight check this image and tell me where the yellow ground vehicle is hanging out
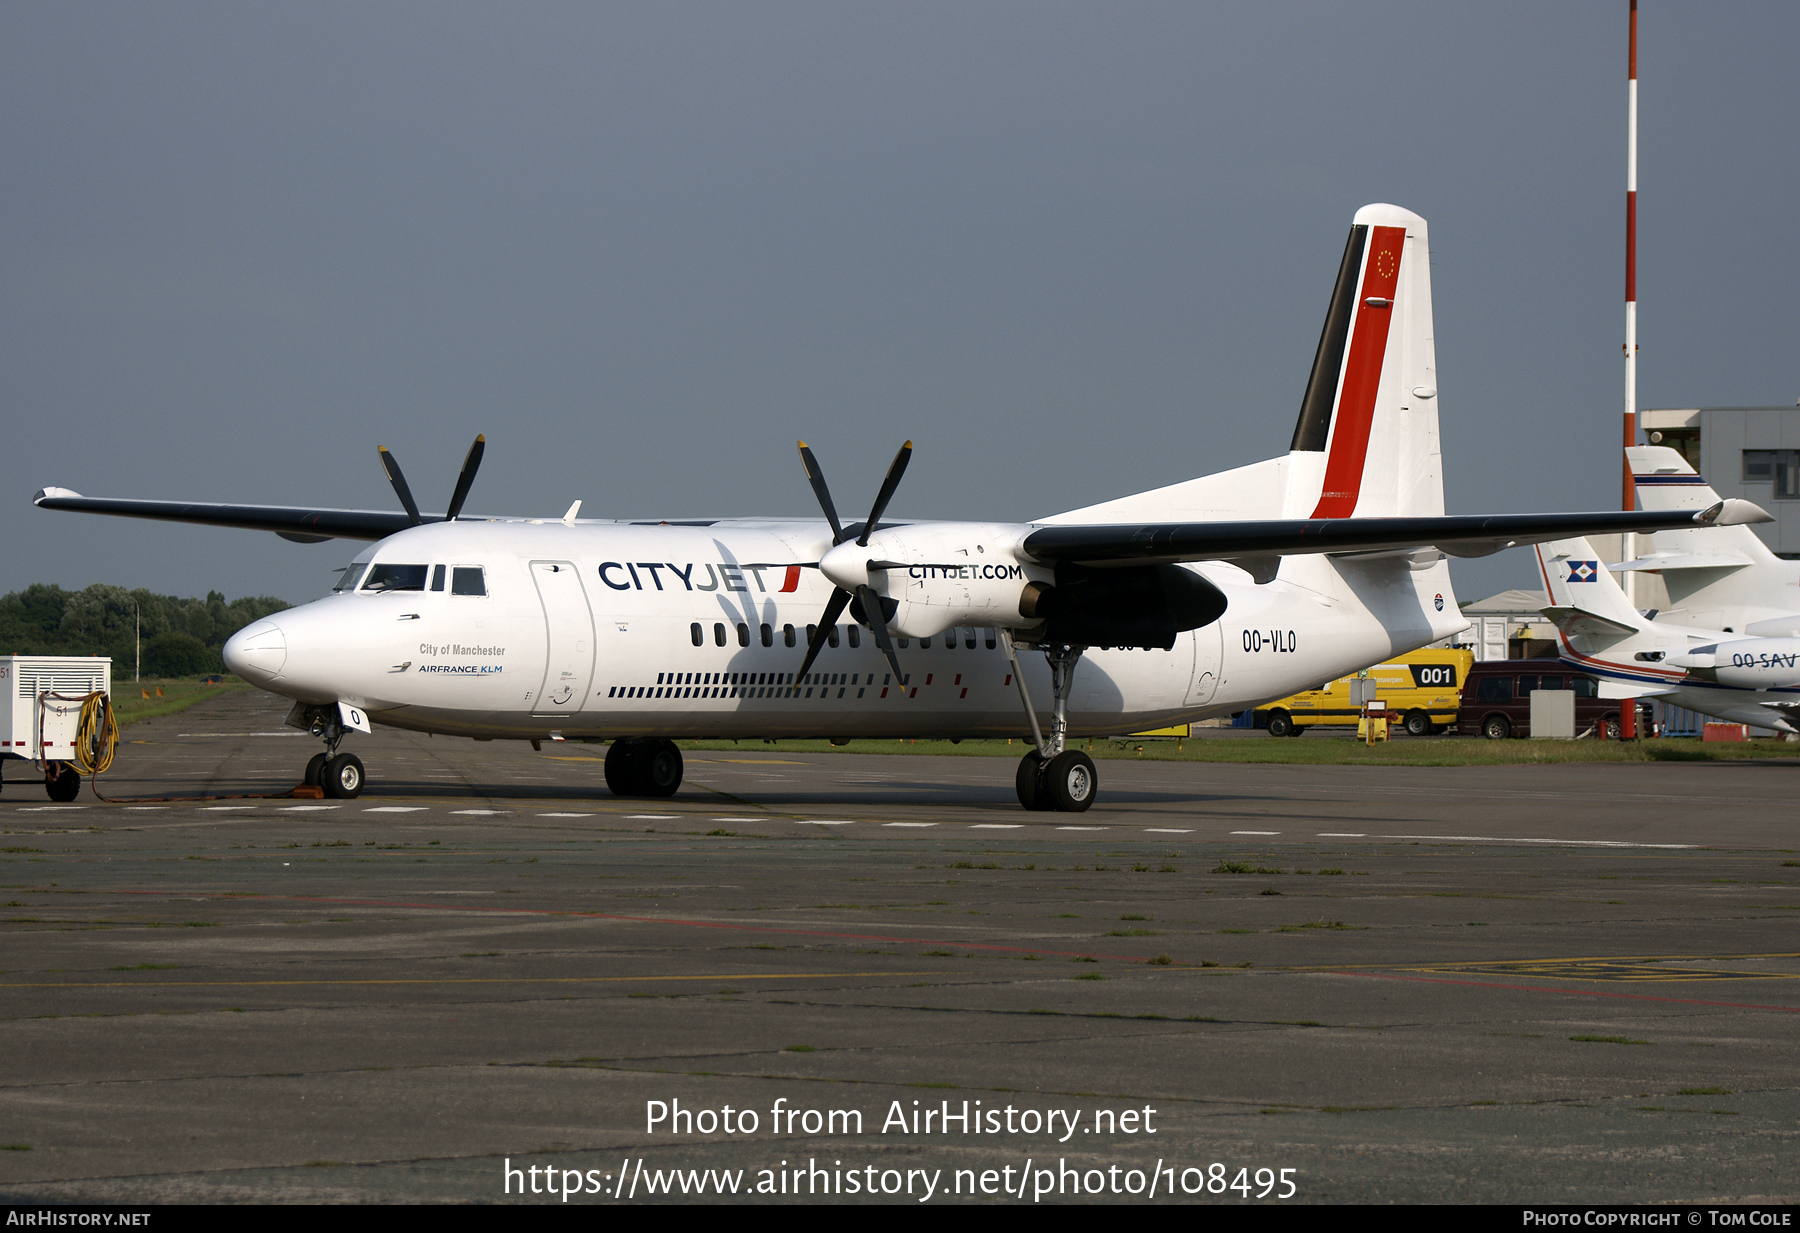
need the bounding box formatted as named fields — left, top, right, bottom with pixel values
left=1256, top=648, right=1473, bottom=737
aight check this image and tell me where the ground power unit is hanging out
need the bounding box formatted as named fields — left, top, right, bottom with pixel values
left=0, top=655, right=112, bottom=799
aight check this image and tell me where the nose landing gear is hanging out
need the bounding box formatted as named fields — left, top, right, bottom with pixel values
left=298, top=707, right=366, bottom=799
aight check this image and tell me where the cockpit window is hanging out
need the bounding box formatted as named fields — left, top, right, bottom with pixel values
left=451, top=566, right=486, bottom=596
left=334, top=562, right=371, bottom=592
left=362, top=564, right=428, bottom=592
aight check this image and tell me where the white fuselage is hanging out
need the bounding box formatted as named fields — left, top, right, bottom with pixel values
left=224, top=518, right=1469, bottom=741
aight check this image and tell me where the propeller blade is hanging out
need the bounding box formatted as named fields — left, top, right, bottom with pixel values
left=797, top=442, right=847, bottom=545
left=855, top=583, right=905, bottom=685
left=796, top=587, right=853, bottom=683
left=444, top=433, right=486, bottom=521
left=378, top=447, right=423, bottom=526
left=856, top=440, right=912, bottom=547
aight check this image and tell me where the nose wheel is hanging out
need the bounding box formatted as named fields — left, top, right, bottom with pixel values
left=299, top=709, right=367, bottom=799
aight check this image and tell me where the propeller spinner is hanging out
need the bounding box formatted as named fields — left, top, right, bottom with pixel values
left=794, top=440, right=911, bottom=686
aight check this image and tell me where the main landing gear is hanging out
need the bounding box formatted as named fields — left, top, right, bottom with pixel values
left=1000, top=636, right=1098, bottom=813
left=297, top=707, right=366, bottom=799
left=605, top=738, right=684, bottom=798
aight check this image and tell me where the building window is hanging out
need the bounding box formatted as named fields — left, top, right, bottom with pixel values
left=1744, top=449, right=1800, bottom=498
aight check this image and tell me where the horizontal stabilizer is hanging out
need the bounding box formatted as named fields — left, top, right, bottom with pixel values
left=1607, top=552, right=1754, bottom=573
left=1540, top=605, right=1639, bottom=639
left=1598, top=679, right=1671, bottom=700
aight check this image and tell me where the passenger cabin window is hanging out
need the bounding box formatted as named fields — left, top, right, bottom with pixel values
left=714, top=622, right=726, bottom=647
left=690, top=623, right=703, bottom=646
left=783, top=624, right=796, bottom=648
left=847, top=625, right=860, bottom=648
left=451, top=566, right=486, bottom=596
left=760, top=623, right=773, bottom=647
left=737, top=622, right=749, bottom=647
left=362, top=564, right=428, bottom=592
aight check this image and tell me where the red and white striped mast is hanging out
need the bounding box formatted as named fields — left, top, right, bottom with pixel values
left=1620, top=0, right=1641, bottom=736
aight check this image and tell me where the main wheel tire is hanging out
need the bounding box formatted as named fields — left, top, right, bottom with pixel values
left=1265, top=711, right=1294, bottom=738
left=304, top=752, right=328, bottom=786
left=46, top=765, right=81, bottom=802
left=1602, top=714, right=1622, bottom=740
left=1044, top=750, right=1098, bottom=813
left=1015, top=751, right=1048, bottom=810
left=633, top=739, right=683, bottom=798
left=323, top=753, right=365, bottom=799
left=1481, top=715, right=1511, bottom=741
left=1404, top=710, right=1432, bottom=738
left=604, top=739, right=642, bottom=796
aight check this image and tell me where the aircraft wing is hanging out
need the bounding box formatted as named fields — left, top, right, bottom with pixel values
left=33, top=489, right=434, bottom=543
left=1019, top=503, right=1771, bottom=569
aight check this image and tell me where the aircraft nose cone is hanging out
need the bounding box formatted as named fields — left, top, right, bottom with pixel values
left=224, top=621, right=286, bottom=684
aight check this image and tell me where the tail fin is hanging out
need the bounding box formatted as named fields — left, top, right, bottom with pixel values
left=1042, top=203, right=1443, bottom=527
left=1624, top=445, right=1800, bottom=631
left=1284, top=203, right=1442, bottom=519
left=1535, top=537, right=1643, bottom=644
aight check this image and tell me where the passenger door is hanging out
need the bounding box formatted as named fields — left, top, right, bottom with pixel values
left=529, top=561, right=595, bottom=716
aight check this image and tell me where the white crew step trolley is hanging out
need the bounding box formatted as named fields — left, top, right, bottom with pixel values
left=0, top=656, right=113, bottom=801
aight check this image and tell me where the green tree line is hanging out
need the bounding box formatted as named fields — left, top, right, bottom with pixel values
left=0, top=584, right=290, bottom=677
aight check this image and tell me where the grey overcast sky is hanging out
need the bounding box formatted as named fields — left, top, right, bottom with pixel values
left=4, top=2, right=1796, bottom=605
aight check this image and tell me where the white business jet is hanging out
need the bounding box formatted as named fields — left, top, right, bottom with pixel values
left=35, top=205, right=1757, bottom=811
left=1535, top=534, right=1796, bottom=733
left=1618, top=444, right=1800, bottom=636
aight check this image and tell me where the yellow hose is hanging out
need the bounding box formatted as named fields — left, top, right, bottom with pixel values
left=69, top=691, right=118, bottom=776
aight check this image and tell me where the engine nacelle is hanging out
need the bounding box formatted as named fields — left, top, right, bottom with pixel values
left=1681, top=637, right=1800, bottom=689
left=1017, top=562, right=1229, bottom=650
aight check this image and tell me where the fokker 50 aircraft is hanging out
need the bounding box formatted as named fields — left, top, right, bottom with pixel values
left=1536, top=534, right=1795, bottom=734
left=35, top=204, right=1762, bottom=811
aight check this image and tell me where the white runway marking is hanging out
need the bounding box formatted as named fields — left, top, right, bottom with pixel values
left=201, top=805, right=253, bottom=811
left=1144, top=828, right=1192, bottom=833
left=1231, top=830, right=1280, bottom=835
left=884, top=822, right=936, bottom=827
left=281, top=805, right=341, bottom=812
left=452, top=809, right=509, bottom=815
left=711, top=817, right=761, bottom=822
left=537, top=812, right=593, bottom=817
left=1380, top=832, right=1698, bottom=849
left=1318, top=832, right=1365, bottom=837
left=364, top=806, right=427, bottom=813
left=625, top=815, right=676, bottom=820
left=971, top=824, right=1022, bottom=829
left=1057, top=826, right=1105, bottom=831
left=797, top=820, right=855, bottom=826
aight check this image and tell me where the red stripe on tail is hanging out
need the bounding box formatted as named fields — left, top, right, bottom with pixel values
left=1310, top=225, right=1406, bottom=519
